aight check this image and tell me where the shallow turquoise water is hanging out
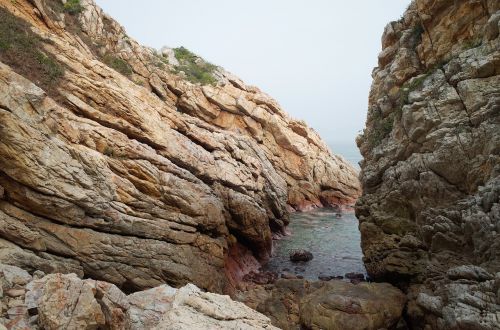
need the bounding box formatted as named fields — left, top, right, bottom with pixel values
left=264, top=208, right=366, bottom=279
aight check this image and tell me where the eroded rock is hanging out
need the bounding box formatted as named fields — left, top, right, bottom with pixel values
left=236, top=278, right=406, bottom=330
left=0, top=269, right=277, bottom=330
left=300, top=281, right=406, bottom=330
left=357, top=1, right=500, bottom=328
left=0, top=0, right=360, bottom=294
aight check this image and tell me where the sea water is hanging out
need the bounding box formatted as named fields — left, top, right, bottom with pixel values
left=328, top=141, right=362, bottom=170
left=264, top=208, right=366, bottom=280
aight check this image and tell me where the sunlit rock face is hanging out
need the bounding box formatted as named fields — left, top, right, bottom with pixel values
left=357, top=0, right=500, bottom=328
left=0, top=0, right=360, bottom=294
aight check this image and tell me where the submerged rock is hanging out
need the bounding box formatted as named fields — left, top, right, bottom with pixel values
left=289, top=249, right=314, bottom=262
left=344, top=272, right=365, bottom=280
left=318, top=275, right=333, bottom=281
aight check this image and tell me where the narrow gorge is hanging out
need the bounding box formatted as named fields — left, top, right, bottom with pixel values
left=0, top=0, right=498, bottom=329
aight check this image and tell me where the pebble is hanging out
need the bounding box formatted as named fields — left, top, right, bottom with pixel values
left=281, top=272, right=298, bottom=279
left=6, top=289, right=25, bottom=298
left=8, top=299, right=25, bottom=308
left=318, top=275, right=333, bottom=281
left=7, top=306, right=27, bottom=317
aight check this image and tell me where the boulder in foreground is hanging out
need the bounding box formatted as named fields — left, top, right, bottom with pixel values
left=1, top=265, right=277, bottom=330
left=236, top=278, right=406, bottom=330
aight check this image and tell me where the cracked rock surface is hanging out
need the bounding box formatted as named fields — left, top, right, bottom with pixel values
left=0, top=0, right=360, bottom=295
left=235, top=278, right=406, bottom=330
left=356, top=0, right=500, bottom=328
left=0, top=264, right=277, bottom=329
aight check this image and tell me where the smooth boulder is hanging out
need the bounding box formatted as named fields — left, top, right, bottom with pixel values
left=300, top=281, right=406, bottom=330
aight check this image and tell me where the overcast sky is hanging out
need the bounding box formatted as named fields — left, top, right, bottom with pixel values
left=96, top=0, right=410, bottom=147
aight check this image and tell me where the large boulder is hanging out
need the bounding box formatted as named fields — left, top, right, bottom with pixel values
left=235, top=278, right=406, bottom=330
left=300, top=281, right=406, bottom=330
left=153, top=284, right=279, bottom=330
left=0, top=270, right=277, bottom=330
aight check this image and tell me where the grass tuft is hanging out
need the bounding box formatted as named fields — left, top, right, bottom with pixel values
left=462, top=37, right=482, bottom=50
left=173, top=46, right=217, bottom=85
left=63, top=0, right=83, bottom=15
left=0, top=7, right=65, bottom=96
left=364, top=110, right=394, bottom=148
left=103, top=54, right=133, bottom=77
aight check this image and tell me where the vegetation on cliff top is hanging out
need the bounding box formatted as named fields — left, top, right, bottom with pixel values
left=63, top=0, right=83, bottom=15
left=0, top=7, right=64, bottom=98
left=173, top=46, right=217, bottom=85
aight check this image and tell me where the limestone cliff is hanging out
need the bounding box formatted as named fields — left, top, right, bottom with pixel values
left=0, top=0, right=360, bottom=295
left=357, top=0, right=500, bottom=328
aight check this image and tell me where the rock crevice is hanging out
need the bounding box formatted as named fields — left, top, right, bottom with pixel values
left=357, top=0, right=500, bottom=328
left=0, top=0, right=360, bottom=294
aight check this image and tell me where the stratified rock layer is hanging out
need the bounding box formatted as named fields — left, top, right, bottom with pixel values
left=357, top=0, right=500, bottom=329
left=0, top=0, right=360, bottom=294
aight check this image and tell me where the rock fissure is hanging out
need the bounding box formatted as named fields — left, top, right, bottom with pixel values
left=0, top=0, right=361, bottom=301
left=357, top=1, right=500, bottom=329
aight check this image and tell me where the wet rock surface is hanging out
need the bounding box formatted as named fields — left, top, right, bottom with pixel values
left=357, top=0, right=500, bottom=328
left=289, top=249, right=314, bottom=262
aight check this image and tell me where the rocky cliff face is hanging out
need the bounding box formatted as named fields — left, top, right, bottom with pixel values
left=357, top=0, right=500, bottom=328
left=0, top=0, right=360, bottom=295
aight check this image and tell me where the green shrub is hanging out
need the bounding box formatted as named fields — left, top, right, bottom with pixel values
left=103, top=145, right=115, bottom=156
left=365, top=110, right=394, bottom=148
left=408, top=23, right=425, bottom=50
left=36, top=52, right=64, bottom=82
left=172, top=46, right=217, bottom=85
left=462, top=37, right=482, bottom=50
left=0, top=7, right=64, bottom=94
left=411, top=24, right=424, bottom=41
left=173, top=46, right=197, bottom=63
left=64, top=0, right=83, bottom=15
left=152, top=53, right=169, bottom=69
left=103, top=54, right=133, bottom=77
left=400, top=73, right=429, bottom=105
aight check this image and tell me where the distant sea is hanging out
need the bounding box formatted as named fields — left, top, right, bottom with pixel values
left=328, top=141, right=362, bottom=171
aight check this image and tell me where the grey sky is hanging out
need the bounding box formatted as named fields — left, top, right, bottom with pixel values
left=96, top=0, right=410, bottom=146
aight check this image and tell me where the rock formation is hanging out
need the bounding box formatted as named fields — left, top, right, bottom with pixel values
left=0, top=263, right=278, bottom=329
left=0, top=0, right=360, bottom=296
left=356, top=0, right=500, bottom=328
left=235, top=278, right=406, bottom=330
